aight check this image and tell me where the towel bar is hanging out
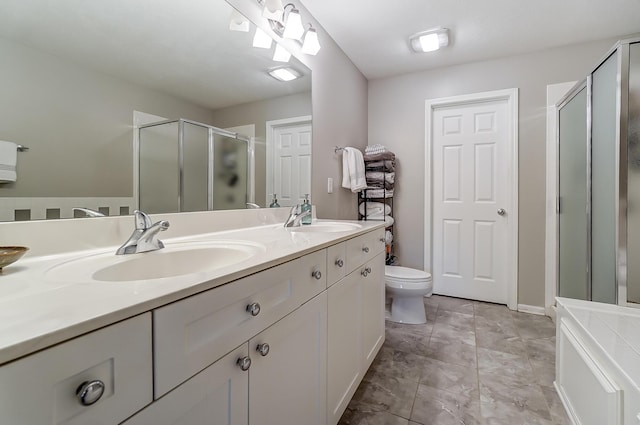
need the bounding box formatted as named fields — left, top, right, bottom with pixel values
left=16, top=145, right=29, bottom=152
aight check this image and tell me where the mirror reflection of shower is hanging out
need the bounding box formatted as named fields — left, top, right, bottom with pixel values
left=138, top=119, right=250, bottom=214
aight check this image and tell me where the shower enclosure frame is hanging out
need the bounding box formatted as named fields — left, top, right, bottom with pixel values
left=555, top=36, right=639, bottom=306
left=137, top=118, right=254, bottom=213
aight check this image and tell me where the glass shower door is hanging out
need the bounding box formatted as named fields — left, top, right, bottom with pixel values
left=558, top=85, right=589, bottom=300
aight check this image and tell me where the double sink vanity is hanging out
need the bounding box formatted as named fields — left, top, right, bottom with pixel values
left=0, top=208, right=386, bottom=424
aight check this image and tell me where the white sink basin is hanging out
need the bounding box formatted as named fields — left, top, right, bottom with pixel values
left=45, top=240, right=264, bottom=283
left=288, top=222, right=362, bottom=233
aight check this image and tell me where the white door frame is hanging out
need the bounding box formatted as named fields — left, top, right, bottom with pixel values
left=544, top=82, right=577, bottom=318
left=265, top=115, right=312, bottom=206
left=425, top=88, right=519, bottom=310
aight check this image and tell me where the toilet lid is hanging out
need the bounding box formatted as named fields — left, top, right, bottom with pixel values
left=385, top=266, right=431, bottom=281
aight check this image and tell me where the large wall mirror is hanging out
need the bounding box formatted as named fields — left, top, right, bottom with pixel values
left=0, top=0, right=312, bottom=221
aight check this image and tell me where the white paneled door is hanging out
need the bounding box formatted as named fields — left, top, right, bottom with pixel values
left=267, top=117, right=312, bottom=207
left=431, top=96, right=515, bottom=305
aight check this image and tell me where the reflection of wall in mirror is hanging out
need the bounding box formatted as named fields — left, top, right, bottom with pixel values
left=211, top=92, right=312, bottom=207
left=0, top=37, right=215, bottom=220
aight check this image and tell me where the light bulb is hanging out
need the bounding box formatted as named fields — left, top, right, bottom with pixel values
left=419, top=33, right=440, bottom=52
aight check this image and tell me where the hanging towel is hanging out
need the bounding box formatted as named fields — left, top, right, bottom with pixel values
left=0, top=141, right=17, bottom=182
left=341, top=147, right=367, bottom=192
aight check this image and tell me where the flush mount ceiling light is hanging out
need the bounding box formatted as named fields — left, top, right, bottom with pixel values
left=229, top=9, right=250, bottom=32
left=273, top=43, right=292, bottom=62
left=409, top=28, right=449, bottom=53
left=253, top=27, right=273, bottom=49
left=268, top=67, right=301, bottom=81
left=301, top=25, right=320, bottom=55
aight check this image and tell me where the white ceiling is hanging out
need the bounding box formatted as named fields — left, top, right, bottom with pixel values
left=300, top=0, right=640, bottom=80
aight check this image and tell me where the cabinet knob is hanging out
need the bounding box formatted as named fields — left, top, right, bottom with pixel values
left=362, top=246, right=370, bottom=253
left=256, top=343, right=270, bottom=357
left=335, top=258, right=344, bottom=268
left=246, top=302, right=261, bottom=316
left=76, top=380, right=105, bottom=406
left=237, top=356, right=252, bottom=371
left=379, top=237, right=386, bottom=243
left=361, top=269, right=368, bottom=277
left=312, top=270, right=322, bottom=280
left=366, top=267, right=372, bottom=273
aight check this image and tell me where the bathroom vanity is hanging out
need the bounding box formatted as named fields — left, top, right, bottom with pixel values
left=0, top=209, right=386, bottom=425
left=555, top=297, right=640, bottom=425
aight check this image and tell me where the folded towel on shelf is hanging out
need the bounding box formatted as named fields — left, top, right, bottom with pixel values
left=341, top=147, right=367, bottom=193
left=364, top=188, right=393, bottom=199
left=365, top=171, right=395, bottom=185
left=359, top=201, right=391, bottom=217
left=0, top=141, right=17, bottom=182
left=364, top=151, right=395, bottom=162
left=365, top=160, right=395, bottom=172
left=365, top=180, right=393, bottom=190
left=365, top=144, right=387, bottom=155
left=384, top=215, right=394, bottom=227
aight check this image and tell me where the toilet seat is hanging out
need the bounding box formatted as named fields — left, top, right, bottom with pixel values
left=385, top=278, right=430, bottom=290
left=384, top=266, right=433, bottom=324
left=385, top=266, right=431, bottom=281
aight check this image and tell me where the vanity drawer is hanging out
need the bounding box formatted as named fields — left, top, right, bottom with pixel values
left=153, top=248, right=327, bottom=398
left=327, top=242, right=347, bottom=287
left=345, top=228, right=385, bottom=275
left=0, top=314, right=152, bottom=425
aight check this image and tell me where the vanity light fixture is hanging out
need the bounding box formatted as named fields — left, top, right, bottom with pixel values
left=273, top=44, right=292, bottom=62
left=268, top=67, right=301, bottom=81
left=253, top=27, right=273, bottom=49
left=261, top=0, right=285, bottom=22
left=409, top=28, right=449, bottom=53
left=281, top=4, right=304, bottom=40
left=301, top=25, right=320, bottom=55
left=229, top=9, right=250, bottom=32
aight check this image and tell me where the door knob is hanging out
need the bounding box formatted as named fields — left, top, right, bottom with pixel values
left=497, top=208, right=506, bottom=216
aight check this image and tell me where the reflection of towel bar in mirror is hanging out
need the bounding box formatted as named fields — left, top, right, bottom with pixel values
left=16, top=145, right=29, bottom=152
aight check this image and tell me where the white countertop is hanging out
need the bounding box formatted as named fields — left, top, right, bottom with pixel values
left=0, top=212, right=384, bottom=366
left=556, top=297, right=640, bottom=391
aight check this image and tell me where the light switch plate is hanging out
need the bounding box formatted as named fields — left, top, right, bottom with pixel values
left=327, top=178, right=333, bottom=193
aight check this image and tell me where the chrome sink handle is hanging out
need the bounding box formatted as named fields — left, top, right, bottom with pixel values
left=284, top=204, right=311, bottom=228
left=116, top=210, right=169, bottom=255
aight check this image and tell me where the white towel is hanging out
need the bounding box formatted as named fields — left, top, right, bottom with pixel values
left=365, top=144, right=387, bottom=155
left=341, top=147, right=367, bottom=192
left=359, top=201, right=391, bottom=217
left=0, top=141, right=17, bottom=182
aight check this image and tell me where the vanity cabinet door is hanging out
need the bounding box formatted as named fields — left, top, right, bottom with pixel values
left=361, top=253, right=386, bottom=370
left=327, top=253, right=386, bottom=425
left=345, top=228, right=385, bottom=274
left=249, top=292, right=327, bottom=425
left=0, top=314, right=152, bottom=425
left=122, top=344, right=249, bottom=425
left=153, top=249, right=327, bottom=398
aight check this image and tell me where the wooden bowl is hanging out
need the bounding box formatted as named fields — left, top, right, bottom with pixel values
left=0, top=246, right=29, bottom=271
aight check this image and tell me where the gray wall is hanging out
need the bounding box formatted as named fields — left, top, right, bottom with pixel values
left=0, top=37, right=214, bottom=198
left=368, top=38, right=617, bottom=307
left=210, top=92, right=312, bottom=206
left=228, top=0, right=368, bottom=220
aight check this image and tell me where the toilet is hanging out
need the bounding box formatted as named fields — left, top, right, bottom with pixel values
left=385, top=266, right=433, bottom=324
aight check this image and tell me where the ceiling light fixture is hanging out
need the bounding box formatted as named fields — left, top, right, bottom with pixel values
left=229, top=9, right=250, bottom=32
left=301, top=25, right=321, bottom=55
left=273, top=44, right=292, bottom=62
left=253, top=27, right=273, bottom=49
left=409, top=28, right=449, bottom=53
left=268, top=67, right=301, bottom=81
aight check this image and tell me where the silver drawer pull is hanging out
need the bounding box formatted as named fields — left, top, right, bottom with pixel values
left=256, top=343, right=270, bottom=357
left=312, top=270, right=322, bottom=280
left=362, top=246, right=370, bottom=253
left=237, top=356, right=252, bottom=371
left=76, top=380, right=105, bottom=406
left=335, top=258, right=344, bottom=268
left=246, top=302, right=261, bottom=316
left=366, top=267, right=372, bottom=274
left=361, top=269, right=368, bottom=277
left=379, top=237, right=386, bottom=243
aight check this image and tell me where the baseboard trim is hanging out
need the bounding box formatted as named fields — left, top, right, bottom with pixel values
left=517, top=304, right=546, bottom=316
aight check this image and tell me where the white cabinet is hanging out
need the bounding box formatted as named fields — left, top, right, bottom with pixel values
left=153, top=249, right=327, bottom=397
left=122, top=344, right=249, bottom=425
left=345, top=229, right=385, bottom=275
left=0, top=314, right=152, bottom=425
left=326, top=242, right=347, bottom=287
left=249, top=292, right=327, bottom=425
left=327, top=252, right=385, bottom=425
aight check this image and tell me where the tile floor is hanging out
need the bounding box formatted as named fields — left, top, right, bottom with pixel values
left=338, top=295, right=571, bottom=425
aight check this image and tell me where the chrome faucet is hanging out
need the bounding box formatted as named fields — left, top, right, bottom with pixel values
left=73, top=207, right=105, bottom=217
left=116, top=210, right=170, bottom=255
left=246, top=202, right=261, bottom=209
left=284, top=204, right=311, bottom=228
